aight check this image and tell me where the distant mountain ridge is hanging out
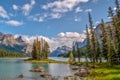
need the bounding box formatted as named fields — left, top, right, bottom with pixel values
left=49, top=45, right=72, bottom=57
left=0, top=32, right=32, bottom=54
left=75, top=22, right=112, bottom=48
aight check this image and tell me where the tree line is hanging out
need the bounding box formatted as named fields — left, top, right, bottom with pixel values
left=69, top=0, right=120, bottom=66
left=86, top=0, right=120, bottom=66
left=0, top=49, right=26, bottom=57
left=31, top=38, right=50, bottom=60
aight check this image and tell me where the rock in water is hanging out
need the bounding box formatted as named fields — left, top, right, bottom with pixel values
left=18, top=74, right=24, bottom=78
left=40, top=74, right=52, bottom=78
left=30, top=65, right=45, bottom=72
left=74, top=67, right=90, bottom=77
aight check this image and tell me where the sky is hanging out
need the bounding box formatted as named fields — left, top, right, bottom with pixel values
left=0, top=0, right=116, bottom=38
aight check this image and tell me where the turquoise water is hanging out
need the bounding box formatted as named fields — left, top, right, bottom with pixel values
left=0, top=58, right=74, bottom=80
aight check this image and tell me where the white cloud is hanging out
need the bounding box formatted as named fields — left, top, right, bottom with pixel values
left=14, top=31, right=86, bottom=51
left=52, top=32, right=86, bottom=50
left=31, top=0, right=36, bottom=5
left=6, top=20, right=23, bottom=26
left=0, top=6, right=9, bottom=19
left=22, top=0, right=36, bottom=16
left=85, top=8, right=92, bottom=12
left=13, top=4, right=19, bottom=10
left=58, top=32, right=84, bottom=38
left=75, top=7, right=83, bottom=13
left=42, top=0, right=88, bottom=13
left=41, top=0, right=89, bottom=20
left=50, top=13, right=61, bottom=19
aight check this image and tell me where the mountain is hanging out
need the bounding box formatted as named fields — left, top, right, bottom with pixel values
left=0, top=32, right=29, bottom=54
left=75, top=22, right=112, bottom=47
left=49, top=45, right=72, bottom=57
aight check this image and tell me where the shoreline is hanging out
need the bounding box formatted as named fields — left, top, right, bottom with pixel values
left=24, top=58, right=70, bottom=64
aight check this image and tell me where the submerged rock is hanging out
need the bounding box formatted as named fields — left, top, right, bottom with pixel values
left=70, top=65, right=79, bottom=70
left=17, top=74, right=24, bottom=78
left=40, top=73, right=52, bottom=78
left=74, top=67, right=90, bottom=77
left=30, top=65, right=45, bottom=72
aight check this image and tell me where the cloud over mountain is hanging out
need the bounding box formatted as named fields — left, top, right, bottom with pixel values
left=14, top=32, right=86, bottom=51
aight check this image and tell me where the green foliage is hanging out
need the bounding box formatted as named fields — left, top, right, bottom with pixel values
left=0, top=49, right=26, bottom=57
left=87, top=63, right=120, bottom=80
left=100, top=19, right=109, bottom=60
left=69, top=52, right=75, bottom=62
left=31, top=38, right=50, bottom=60
left=85, top=0, right=120, bottom=65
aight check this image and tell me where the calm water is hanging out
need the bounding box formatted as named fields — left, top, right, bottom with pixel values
left=0, top=58, right=75, bottom=80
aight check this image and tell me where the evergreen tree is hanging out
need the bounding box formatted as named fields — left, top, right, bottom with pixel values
left=108, top=7, right=114, bottom=19
left=76, top=42, right=81, bottom=62
left=44, top=41, right=50, bottom=59
left=88, top=12, right=96, bottom=65
left=86, top=25, right=93, bottom=62
left=69, top=52, right=75, bottom=62
left=72, top=41, right=76, bottom=58
left=115, top=0, right=120, bottom=63
left=32, top=40, right=37, bottom=59
left=100, top=19, right=109, bottom=60
left=115, top=0, right=120, bottom=19
left=94, top=31, right=101, bottom=62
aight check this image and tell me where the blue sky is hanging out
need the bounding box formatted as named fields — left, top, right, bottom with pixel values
left=0, top=0, right=116, bottom=38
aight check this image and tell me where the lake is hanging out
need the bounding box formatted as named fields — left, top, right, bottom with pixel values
left=0, top=58, right=76, bottom=80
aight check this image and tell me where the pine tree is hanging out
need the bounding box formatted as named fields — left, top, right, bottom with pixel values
left=94, top=31, right=101, bottom=62
left=31, top=38, right=40, bottom=60
left=108, top=7, right=114, bottom=19
left=105, top=25, right=117, bottom=65
left=44, top=41, right=50, bottom=59
left=86, top=25, right=93, bottom=62
left=115, top=0, right=120, bottom=64
left=72, top=41, right=76, bottom=59
left=76, top=42, right=81, bottom=62
left=32, top=40, right=37, bottom=59
left=69, top=52, right=75, bottom=62
left=115, top=0, right=120, bottom=19
left=100, top=19, right=109, bottom=61
left=88, top=12, right=96, bottom=65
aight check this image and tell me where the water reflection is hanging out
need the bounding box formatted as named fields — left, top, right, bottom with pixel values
left=0, top=58, right=74, bottom=80
left=48, top=63, right=74, bottom=77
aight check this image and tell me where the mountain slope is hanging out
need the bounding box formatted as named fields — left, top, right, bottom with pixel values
left=49, top=45, right=72, bottom=57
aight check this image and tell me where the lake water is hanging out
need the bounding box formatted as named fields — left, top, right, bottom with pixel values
left=0, top=58, right=75, bottom=80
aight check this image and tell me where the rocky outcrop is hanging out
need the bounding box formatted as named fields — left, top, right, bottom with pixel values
left=1, top=34, right=17, bottom=46
left=0, top=32, right=30, bottom=54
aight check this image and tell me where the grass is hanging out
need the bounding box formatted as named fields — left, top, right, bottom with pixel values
left=24, top=58, right=69, bottom=64
left=86, top=63, right=120, bottom=80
